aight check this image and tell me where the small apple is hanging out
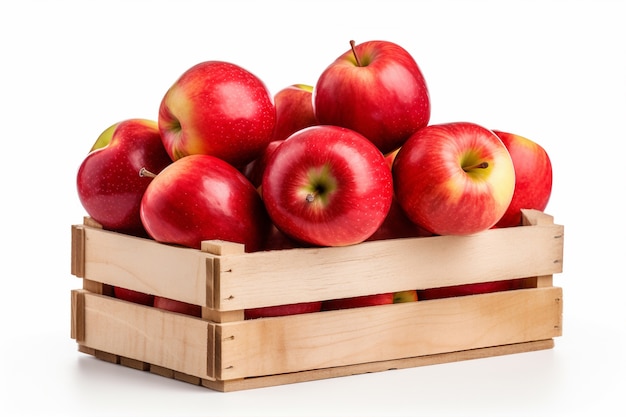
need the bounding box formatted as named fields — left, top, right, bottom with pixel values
left=418, top=280, right=516, bottom=300
left=140, top=154, right=271, bottom=252
left=393, top=122, right=516, bottom=236
left=393, top=290, right=418, bottom=303
left=113, top=287, right=154, bottom=306
left=491, top=130, right=553, bottom=228
left=313, top=40, right=430, bottom=154
left=76, top=119, right=173, bottom=236
left=261, top=125, right=393, bottom=247
left=271, top=84, right=318, bottom=141
left=244, top=301, right=322, bottom=320
left=158, top=60, right=276, bottom=167
left=321, top=293, right=394, bottom=311
left=153, top=296, right=201, bottom=317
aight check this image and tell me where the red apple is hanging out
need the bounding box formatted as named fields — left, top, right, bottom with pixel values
left=153, top=296, right=201, bottom=317
left=418, top=280, right=516, bottom=300
left=261, top=125, right=393, bottom=247
left=244, top=301, right=322, bottom=320
left=491, top=130, right=553, bottom=228
left=313, top=40, right=430, bottom=154
left=76, top=119, right=173, bottom=236
left=271, top=84, right=318, bottom=141
left=393, top=122, right=515, bottom=236
left=140, top=154, right=271, bottom=252
left=158, top=60, right=276, bottom=167
left=113, top=287, right=154, bottom=306
left=321, top=293, right=394, bottom=311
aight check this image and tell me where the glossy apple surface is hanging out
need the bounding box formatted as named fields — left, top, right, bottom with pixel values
left=158, top=60, right=276, bottom=167
left=321, top=293, right=394, bottom=311
left=393, top=122, right=515, bottom=236
left=153, top=296, right=201, bottom=317
left=76, top=119, right=172, bottom=236
left=244, top=301, right=322, bottom=320
left=140, top=154, right=271, bottom=252
left=492, top=130, right=553, bottom=228
left=113, top=287, right=154, bottom=306
left=261, top=125, right=393, bottom=247
left=271, top=84, right=318, bottom=141
left=313, top=40, right=430, bottom=154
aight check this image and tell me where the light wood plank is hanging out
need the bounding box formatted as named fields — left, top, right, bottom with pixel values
left=71, top=289, right=85, bottom=341
left=216, top=287, right=562, bottom=380
left=206, top=339, right=555, bottom=392
left=71, top=225, right=85, bottom=278
left=214, top=221, right=564, bottom=310
left=72, top=211, right=563, bottom=312
left=80, top=292, right=213, bottom=379
left=80, top=226, right=213, bottom=306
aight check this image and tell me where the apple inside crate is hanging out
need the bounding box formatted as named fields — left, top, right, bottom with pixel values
left=70, top=209, right=564, bottom=392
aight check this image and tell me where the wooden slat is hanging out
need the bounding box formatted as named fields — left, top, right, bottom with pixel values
left=80, top=226, right=214, bottom=306
left=70, top=289, right=85, bottom=341
left=71, top=225, right=85, bottom=278
left=522, top=209, right=555, bottom=226
left=216, top=287, right=562, bottom=380
left=72, top=210, right=563, bottom=312
left=213, top=218, right=564, bottom=310
left=79, top=292, right=213, bottom=379
left=204, top=339, right=555, bottom=392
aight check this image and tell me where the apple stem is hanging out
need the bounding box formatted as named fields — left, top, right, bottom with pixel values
left=350, top=40, right=362, bottom=67
left=306, top=193, right=316, bottom=203
left=139, top=167, right=157, bottom=178
left=462, top=161, right=489, bottom=172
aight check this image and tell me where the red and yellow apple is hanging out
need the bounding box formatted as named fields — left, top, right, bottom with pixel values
left=140, top=154, right=271, bottom=252
left=393, top=290, right=418, bottom=303
left=393, top=122, right=515, bottom=236
left=271, top=84, right=318, bottom=141
left=261, top=125, right=393, bottom=247
left=492, top=130, right=553, bottom=228
left=314, top=40, right=430, bottom=154
left=158, top=60, right=276, bottom=167
left=76, top=119, right=173, bottom=236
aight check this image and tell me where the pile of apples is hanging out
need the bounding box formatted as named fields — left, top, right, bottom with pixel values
left=76, top=40, right=553, bottom=318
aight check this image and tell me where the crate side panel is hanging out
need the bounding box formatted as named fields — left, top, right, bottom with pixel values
left=218, top=287, right=562, bottom=379
left=82, top=227, right=211, bottom=306
left=216, top=223, right=564, bottom=310
left=80, top=292, right=212, bottom=379
left=212, top=339, right=555, bottom=392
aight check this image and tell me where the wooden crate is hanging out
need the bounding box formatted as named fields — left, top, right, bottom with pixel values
left=70, top=209, right=564, bottom=392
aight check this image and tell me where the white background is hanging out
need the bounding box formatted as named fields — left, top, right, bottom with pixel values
left=1, top=1, right=624, bottom=416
